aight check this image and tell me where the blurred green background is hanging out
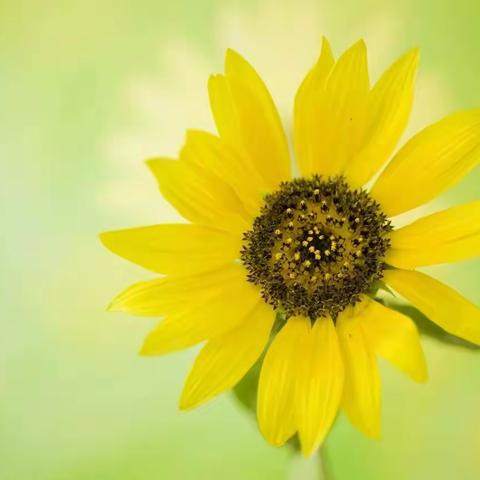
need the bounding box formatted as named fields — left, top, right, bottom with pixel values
left=2, top=0, right=480, bottom=479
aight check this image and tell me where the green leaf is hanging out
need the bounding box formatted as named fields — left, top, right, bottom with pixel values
left=232, top=353, right=262, bottom=414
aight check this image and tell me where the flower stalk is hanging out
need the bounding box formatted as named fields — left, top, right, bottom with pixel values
left=288, top=448, right=330, bottom=480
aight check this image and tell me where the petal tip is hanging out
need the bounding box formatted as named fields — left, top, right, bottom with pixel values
left=414, top=367, right=429, bottom=384
left=320, top=35, right=333, bottom=55
left=106, top=301, right=118, bottom=312
left=144, top=156, right=159, bottom=168
left=106, top=292, right=128, bottom=312
left=353, top=38, right=367, bottom=52
left=300, top=438, right=322, bottom=458
left=138, top=343, right=156, bottom=357
left=98, top=230, right=107, bottom=242
left=368, top=421, right=382, bottom=440
left=359, top=422, right=381, bottom=440
left=144, top=157, right=160, bottom=175
left=405, top=47, right=420, bottom=66
left=225, top=48, right=243, bottom=69
left=178, top=395, right=193, bottom=411
left=208, top=73, right=224, bottom=85
left=260, top=432, right=290, bottom=449
left=98, top=230, right=113, bottom=249
left=179, top=388, right=209, bottom=411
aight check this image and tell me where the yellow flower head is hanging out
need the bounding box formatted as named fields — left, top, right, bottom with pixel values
left=101, top=38, right=480, bottom=457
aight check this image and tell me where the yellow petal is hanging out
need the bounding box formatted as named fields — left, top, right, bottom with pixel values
left=180, top=301, right=274, bottom=409
left=337, top=306, right=381, bottom=438
left=346, top=49, right=419, bottom=188
left=109, top=264, right=260, bottom=354
left=294, top=37, right=335, bottom=176
left=209, top=49, right=291, bottom=190
left=296, top=317, right=344, bottom=457
left=384, top=269, right=480, bottom=345
left=208, top=74, right=240, bottom=150
left=358, top=296, right=427, bottom=383
left=100, top=224, right=241, bottom=275
left=139, top=266, right=262, bottom=355
left=110, top=264, right=246, bottom=316
left=386, top=200, right=480, bottom=268
left=147, top=157, right=249, bottom=234
left=182, top=130, right=265, bottom=218
left=308, top=40, right=370, bottom=176
left=257, top=316, right=309, bottom=446
left=371, top=108, right=480, bottom=216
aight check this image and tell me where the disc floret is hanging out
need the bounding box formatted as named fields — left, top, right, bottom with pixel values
left=241, top=176, right=392, bottom=319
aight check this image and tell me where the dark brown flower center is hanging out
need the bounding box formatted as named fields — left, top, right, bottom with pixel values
left=240, top=176, right=392, bottom=319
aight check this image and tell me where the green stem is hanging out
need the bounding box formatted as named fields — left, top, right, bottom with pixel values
left=319, top=445, right=335, bottom=480
left=318, top=449, right=327, bottom=479
left=289, top=448, right=332, bottom=480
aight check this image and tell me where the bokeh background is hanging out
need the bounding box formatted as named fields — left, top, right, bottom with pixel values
left=2, top=0, right=480, bottom=479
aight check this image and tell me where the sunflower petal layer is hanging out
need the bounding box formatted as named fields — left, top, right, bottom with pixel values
left=359, top=296, right=427, bottom=382
left=386, top=200, right=480, bottom=268
left=296, top=317, right=344, bottom=457
left=209, top=50, right=291, bottom=191
left=346, top=49, right=419, bottom=188
left=371, top=109, right=480, bottom=216
left=307, top=40, right=370, bottom=177
left=337, top=305, right=381, bottom=438
left=147, top=157, right=249, bottom=234
left=180, top=301, right=274, bottom=409
left=257, top=316, right=309, bottom=446
left=100, top=224, right=241, bottom=275
left=384, top=269, right=480, bottom=345
left=182, top=130, right=265, bottom=218
left=294, top=37, right=335, bottom=176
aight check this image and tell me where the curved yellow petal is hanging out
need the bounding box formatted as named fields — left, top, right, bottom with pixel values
left=147, top=157, right=249, bottom=234
left=384, top=269, right=480, bottom=345
left=345, top=49, right=419, bottom=188
left=294, top=37, right=335, bottom=176
left=307, top=40, right=370, bottom=177
left=139, top=268, right=261, bottom=355
left=386, top=200, right=480, bottom=268
left=371, top=109, right=480, bottom=216
left=100, top=224, right=241, bottom=275
left=180, top=301, right=275, bottom=410
left=337, top=305, right=381, bottom=438
left=208, top=74, right=240, bottom=149
left=296, top=317, right=344, bottom=457
left=108, top=267, right=232, bottom=316
left=209, top=49, right=291, bottom=191
left=182, top=130, right=265, bottom=218
left=358, top=296, right=427, bottom=383
left=108, top=278, right=176, bottom=316
left=109, top=264, right=260, bottom=354
left=257, top=316, right=309, bottom=446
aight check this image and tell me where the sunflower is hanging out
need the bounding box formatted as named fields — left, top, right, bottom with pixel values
left=101, top=38, right=480, bottom=456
